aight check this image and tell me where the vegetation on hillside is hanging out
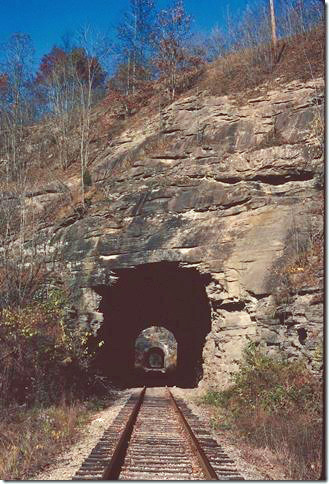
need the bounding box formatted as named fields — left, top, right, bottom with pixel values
left=0, top=402, right=89, bottom=479
left=0, top=268, right=110, bottom=479
left=0, top=0, right=324, bottom=189
left=271, top=192, right=324, bottom=306
left=202, top=343, right=323, bottom=480
left=0, top=289, right=91, bottom=405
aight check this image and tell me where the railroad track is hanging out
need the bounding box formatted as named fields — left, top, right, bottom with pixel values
left=73, top=387, right=244, bottom=480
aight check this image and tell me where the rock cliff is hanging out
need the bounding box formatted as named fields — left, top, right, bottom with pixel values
left=36, top=76, right=323, bottom=387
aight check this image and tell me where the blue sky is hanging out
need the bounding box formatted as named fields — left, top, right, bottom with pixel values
left=0, top=0, right=252, bottom=67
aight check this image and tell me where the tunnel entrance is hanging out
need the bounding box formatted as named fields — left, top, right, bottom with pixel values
left=135, top=326, right=177, bottom=372
left=135, top=326, right=178, bottom=385
left=92, top=262, right=212, bottom=388
left=145, top=348, right=164, bottom=369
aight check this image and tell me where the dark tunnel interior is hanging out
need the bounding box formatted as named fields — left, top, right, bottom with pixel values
left=92, top=262, right=212, bottom=388
left=143, top=347, right=165, bottom=369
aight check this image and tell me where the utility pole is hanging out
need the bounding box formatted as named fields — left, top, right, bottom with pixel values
left=269, top=0, right=277, bottom=48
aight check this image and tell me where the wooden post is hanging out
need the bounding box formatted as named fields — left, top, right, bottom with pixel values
left=269, top=0, right=277, bottom=48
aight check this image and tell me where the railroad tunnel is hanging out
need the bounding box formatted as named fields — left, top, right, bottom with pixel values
left=143, top=347, right=165, bottom=369
left=134, top=326, right=178, bottom=385
left=92, top=262, right=212, bottom=388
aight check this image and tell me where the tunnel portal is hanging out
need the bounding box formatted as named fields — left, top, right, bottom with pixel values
left=144, top=347, right=165, bottom=369
left=135, top=326, right=177, bottom=372
left=92, top=262, right=212, bottom=388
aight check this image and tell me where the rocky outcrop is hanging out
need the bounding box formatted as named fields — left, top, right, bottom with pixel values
left=39, top=77, right=323, bottom=387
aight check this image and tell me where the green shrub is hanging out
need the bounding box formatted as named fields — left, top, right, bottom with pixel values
left=202, top=343, right=323, bottom=480
left=0, top=288, right=93, bottom=406
left=202, top=390, right=222, bottom=406
left=214, top=343, right=321, bottom=416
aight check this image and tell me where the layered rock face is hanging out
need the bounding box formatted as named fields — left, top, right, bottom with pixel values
left=50, top=77, right=323, bottom=387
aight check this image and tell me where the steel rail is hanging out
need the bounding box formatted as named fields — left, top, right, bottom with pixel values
left=102, top=386, right=146, bottom=480
left=167, top=387, right=218, bottom=480
left=74, top=387, right=244, bottom=480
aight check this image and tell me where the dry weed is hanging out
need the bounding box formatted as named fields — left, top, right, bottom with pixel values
left=0, top=402, right=88, bottom=480
left=202, top=345, right=323, bottom=480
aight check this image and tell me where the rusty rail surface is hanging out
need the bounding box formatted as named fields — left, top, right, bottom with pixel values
left=73, top=387, right=244, bottom=481
left=167, top=387, right=218, bottom=480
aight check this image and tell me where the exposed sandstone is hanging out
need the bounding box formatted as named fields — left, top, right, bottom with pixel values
left=30, top=77, right=324, bottom=387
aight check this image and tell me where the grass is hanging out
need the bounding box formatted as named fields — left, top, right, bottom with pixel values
left=0, top=395, right=113, bottom=480
left=0, top=402, right=87, bottom=479
left=201, top=344, right=323, bottom=480
left=201, top=25, right=324, bottom=103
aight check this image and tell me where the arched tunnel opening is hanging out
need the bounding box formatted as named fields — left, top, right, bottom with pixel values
left=144, top=347, right=165, bottom=369
left=91, top=262, right=212, bottom=388
left=135, top=326, right=178, bottom=386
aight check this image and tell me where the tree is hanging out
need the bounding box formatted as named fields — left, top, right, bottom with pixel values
left=74, top=26, right=110, bottom=205
left=116, top=0, right=156, bottom=94
left=0, top=73, right=9, bottom=93
left=36, top=45, right=106, bottom=106
left=35, top=39, right=107, bottom=171
left=153, top=0, right=192, bottom=99
left=276, top=0, right=324, bottom=38
left=35, top=47, right=76, bottom=168
left=204, top=27, right=227, bottom=61
left=0, top=33, right=35, bottom=180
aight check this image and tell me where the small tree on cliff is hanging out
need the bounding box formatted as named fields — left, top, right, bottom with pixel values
left=0, top=33, right=35, bottom=180
left=153, top=0, right=192, bottom=100
left=35, top=39, right=107, bottom=173
left=73, top=26, right=109, bottom=205
left=116, top=0, right=156, bottom=94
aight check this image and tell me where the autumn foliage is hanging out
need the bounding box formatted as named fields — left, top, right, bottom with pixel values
left=35, top=46, right=106, bottom=89
left=202, top=343, right=323, bottom=480
left=0, top=288, right=92, bottom=406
